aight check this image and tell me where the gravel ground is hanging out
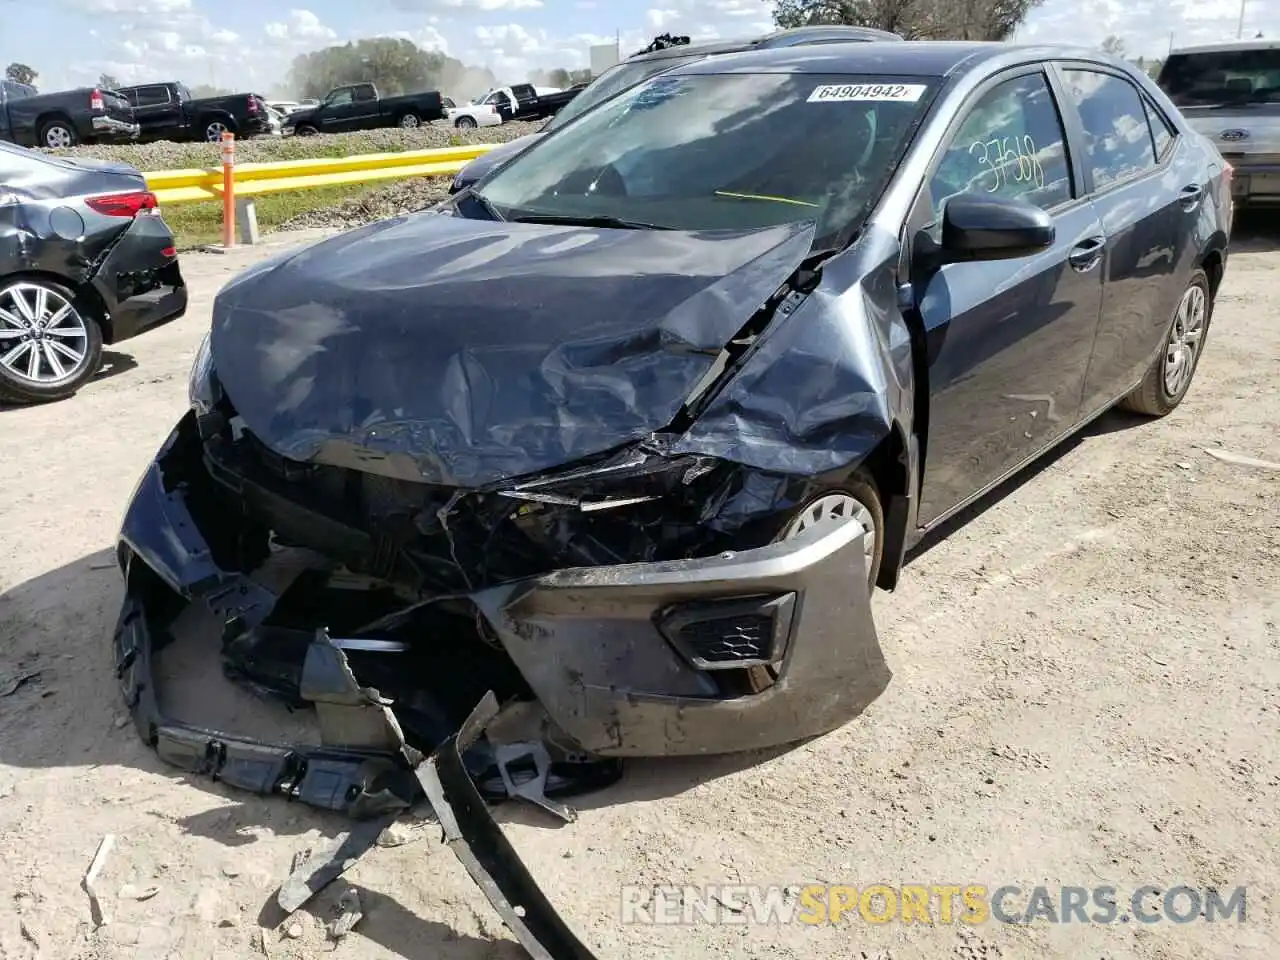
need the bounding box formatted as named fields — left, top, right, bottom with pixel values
left=42, top=122, right=543, bottom=171
left=275, top=176, right=455, bottom=231
left=0, top=220, right=1276, bottom=959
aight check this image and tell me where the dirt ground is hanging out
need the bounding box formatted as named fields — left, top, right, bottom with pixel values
left=0, top=218, right=1276, bottom=960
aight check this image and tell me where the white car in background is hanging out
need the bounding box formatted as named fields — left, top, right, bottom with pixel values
left=442, top=96, right=502, bottom=129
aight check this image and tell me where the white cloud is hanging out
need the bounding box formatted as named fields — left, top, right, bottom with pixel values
left=264, top=9, right=337, bottom=43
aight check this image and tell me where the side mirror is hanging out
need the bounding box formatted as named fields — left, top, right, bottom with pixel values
left=941, top=194, right=1055, bottom=262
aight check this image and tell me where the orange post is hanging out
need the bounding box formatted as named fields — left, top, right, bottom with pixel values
left=220, top=131, right=236, bottom=248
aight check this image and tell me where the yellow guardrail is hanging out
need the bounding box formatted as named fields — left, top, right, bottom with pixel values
left=144, top=143, right=500, bottom=205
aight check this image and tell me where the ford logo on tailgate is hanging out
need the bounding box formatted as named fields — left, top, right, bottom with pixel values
left=1220, top=129, right=1250, bottom=142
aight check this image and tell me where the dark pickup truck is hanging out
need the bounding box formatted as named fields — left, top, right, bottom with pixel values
left=0, top=79, right=138, bottom=149
left=116, top=82, right=273, bottom=143
left=475, top=83, right=581, bottom=122
left=282, top=83, right=445, bottom=135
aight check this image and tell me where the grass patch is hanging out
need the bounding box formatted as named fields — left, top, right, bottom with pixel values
left=163, top=184, right=370, bottom=247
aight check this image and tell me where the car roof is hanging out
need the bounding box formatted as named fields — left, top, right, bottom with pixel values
left=626, top=25, right=903, bottom=64
left=1169, top=39, right=1280, bottom=55
left=667, top=40, right=1000, bottom=78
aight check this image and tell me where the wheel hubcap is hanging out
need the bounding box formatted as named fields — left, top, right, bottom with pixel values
left=46, top=127, right=72, bottom=148
left=0, top=283, right=89, bottom=384
left=1164, top=284, right=1205, bottom=397
left=401, top=115, right=419, bottom=128
left=781, top=493, right=877, bottom=572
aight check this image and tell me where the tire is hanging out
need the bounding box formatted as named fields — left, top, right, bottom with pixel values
left=202, top=117, right=236, bottom=142
left=398, top=112, right=421, bottom=129
left=777, top=470, right=884, bottom=589
left=454, top=115, right=477, bottom=129
left=39, top=118, right=78, bottom=149
left=1120, top=268, right=1211, bottom=417
left=295, top=124, right=319, bottom=137
left=0, top=278, right=103, bottom=404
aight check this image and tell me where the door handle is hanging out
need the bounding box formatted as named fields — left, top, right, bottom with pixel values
left=1068, top=236, right=1105, bottom=272
left=1179, top=183, right=1204, bottom=208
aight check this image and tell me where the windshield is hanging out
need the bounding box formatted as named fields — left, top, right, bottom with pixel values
left=543, top=53, right=705, bottom=131
left=1158, top=49, right=1280, bottom=106
left=476, top=71, right=937, bottom=250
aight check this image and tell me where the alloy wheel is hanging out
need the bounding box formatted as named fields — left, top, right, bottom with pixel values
left=205, top=121, right=228, bottom=142
left=781, top=492, right=878, bottom=573
left=1164, top=283, right=1206, bottom=397
left=44, top=126, right=73, bottom=149
left=0, top=282, right=91, bottom=384
left=400, top=114, right=420, bottom=128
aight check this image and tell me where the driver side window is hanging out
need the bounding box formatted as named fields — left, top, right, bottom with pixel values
left=929, top=72, right=1072, bottom=222
left=328, top=89, right=354, bottom=107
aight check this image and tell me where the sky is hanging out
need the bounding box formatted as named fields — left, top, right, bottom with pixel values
left=1, top=0, right=1275, bottom=99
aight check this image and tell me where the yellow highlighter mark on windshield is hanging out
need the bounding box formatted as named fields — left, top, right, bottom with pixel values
left=714, top=191, right=820, bottom=208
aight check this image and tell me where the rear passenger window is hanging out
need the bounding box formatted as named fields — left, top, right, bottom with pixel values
left=1144, top=98, right=1176, bottom=159
left=1061, top=69, right=1156, bottom=189
left=134, top=86, right=171, bottom=107
left=929, top=72, right=1073, bottom=219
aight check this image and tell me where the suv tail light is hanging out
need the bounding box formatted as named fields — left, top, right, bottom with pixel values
left=248, top=96, right=259, bottom=114
left=90, top=89, right=104, bottom=112
left=86, top=191, right=158, bottom=218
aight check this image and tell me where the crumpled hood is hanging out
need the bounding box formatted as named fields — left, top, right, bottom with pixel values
left=210, top=211, right=814, bottom=488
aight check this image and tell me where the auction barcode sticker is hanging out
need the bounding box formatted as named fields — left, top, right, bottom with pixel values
left=808, top=83, right=927, bottom=102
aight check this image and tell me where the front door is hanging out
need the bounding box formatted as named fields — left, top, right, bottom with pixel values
left=318, top=88, right=360, bottom=132
left=1053, top=65, right=1203, bottom=414
left=910, top=68, right=1107, bottom=525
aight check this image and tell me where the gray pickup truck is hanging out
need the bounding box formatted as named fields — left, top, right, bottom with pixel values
left=1158, top=39, right=1280, bottom=206
left=281, top=82, right=446, bottom=136
left=0, top=79, right=138, bottom=149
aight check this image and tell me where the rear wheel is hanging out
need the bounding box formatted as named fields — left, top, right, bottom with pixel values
left=454, top=115, right=477, bottom=129
left=40, top=119, right=77, bottom=149
left=203, top=117, right=235, bottom=142
left=0, top=278, right=103, bottom=404
left=777, top=471, right=883, bottom=589
left=1120, top=268, right=1211, bottom=417
left=398, top=112, right=421, bottom=129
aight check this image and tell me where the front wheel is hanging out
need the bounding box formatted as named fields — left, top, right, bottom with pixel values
left=1120, top=268, right=1211, bottom=417
left=777, top=472, right=884, bottom=589
left=294, top=124, right=319, bottom=137
left=0, top=278, right=103, bottom=404
left=454, top=115, right=477, bottom=129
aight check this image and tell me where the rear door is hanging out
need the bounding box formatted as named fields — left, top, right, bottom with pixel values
left=126, top=84, right=183, bottom=139
left=1052, top=63, right=1203, bottom=414
left=908, top=67, right=1107, bottom=524
left=351, top=83, right=381, bottom=129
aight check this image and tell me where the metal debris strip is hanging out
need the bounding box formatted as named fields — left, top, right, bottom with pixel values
left=277, top=813, right=398, bottom=914
left=494, top=741, right=578, bottom=823
left=417, top=694, right=603, bottom=960
left=82, top=834, right=116, bottom=927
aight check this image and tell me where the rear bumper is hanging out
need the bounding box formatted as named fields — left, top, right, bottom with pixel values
left=1222, top=153, right=1280, bottom=203
left=119, top=412, right=889, bottom=763
left=91, top=114, right=140, bottom=140
left=91, top=215, right=187, bottom=343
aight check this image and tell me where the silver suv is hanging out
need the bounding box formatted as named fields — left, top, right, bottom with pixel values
left=1158, top=39, right=1280, bottom=206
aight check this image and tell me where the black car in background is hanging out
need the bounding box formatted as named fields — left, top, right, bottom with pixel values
left=116, top=82, right=273, bottom=143
left=449, top=24, right=904, bottom=194
left=0, top=79, right=138, bottom=149
left=0, top=141, right=186, bottom=403
left=282, top=83, right=446, bottom=135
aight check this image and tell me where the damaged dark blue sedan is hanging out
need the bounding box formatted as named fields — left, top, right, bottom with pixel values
left=114, top=41, right=1230, bottom=846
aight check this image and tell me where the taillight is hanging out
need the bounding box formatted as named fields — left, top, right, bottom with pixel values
left=248, top=96, right=258, bottom=114
left=161, top=246, right=177, bottom=258
left=86, top=191, right=158, bottom=217
left=90, top=89, right=104, bottom=111
left=1223, top=161, right=1234, bottom=186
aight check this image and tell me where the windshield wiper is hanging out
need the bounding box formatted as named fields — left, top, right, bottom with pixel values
left=465, top=191, right=506, bottom=222
left=509, top=213, right=670, bottom=230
